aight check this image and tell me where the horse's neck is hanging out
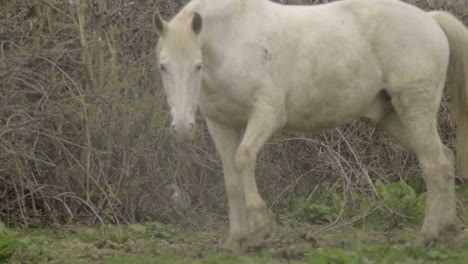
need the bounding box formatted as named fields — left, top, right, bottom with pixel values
left=189, top=0, right=269, bottom=40
left=183, top=0, right=271, bottom=67
left=190, top=0, right=265, bottom=8
left=187, top=0, right=268, bottom=25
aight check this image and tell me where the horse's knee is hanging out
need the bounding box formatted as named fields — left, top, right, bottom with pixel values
left=235, top=145, right=256, bottom=171
left=224, top=173, right=241, bottom=190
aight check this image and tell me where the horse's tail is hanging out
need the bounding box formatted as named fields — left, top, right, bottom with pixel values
left=432, top=11, right=468, bottom=180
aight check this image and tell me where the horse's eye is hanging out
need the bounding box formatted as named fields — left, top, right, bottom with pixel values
left=160, top=63, right=167, bottom=72
left=195, top=63, right=203, bottom=71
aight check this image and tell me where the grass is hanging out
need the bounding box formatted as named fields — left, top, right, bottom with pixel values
left=3, top=183, right=468, bottom=263
left=3, top=219, right=467, bottom=264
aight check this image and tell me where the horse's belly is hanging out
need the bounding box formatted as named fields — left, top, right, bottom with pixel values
left=284, top=107, right=361, bottom=132
left=283, top=86, right=381, bottom=132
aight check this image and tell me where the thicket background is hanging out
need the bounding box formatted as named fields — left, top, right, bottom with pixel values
left=0, top=0, right=466, bottom=228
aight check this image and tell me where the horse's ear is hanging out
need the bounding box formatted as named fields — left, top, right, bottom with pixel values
left=153, top=12, right=167, bottom=37
left=191, top=12, right=203, bottom=36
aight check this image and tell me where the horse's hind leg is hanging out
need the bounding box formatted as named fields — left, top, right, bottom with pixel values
left=379, top=107, right=455, bottom=165
left=387, top=82, right=462, bottom=247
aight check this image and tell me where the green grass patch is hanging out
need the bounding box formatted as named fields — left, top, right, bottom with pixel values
left=2, top=182, right=467, bottom=263
left=3, top=223, right=467, bottom=264
left=0, top=223, right=26, bottom=262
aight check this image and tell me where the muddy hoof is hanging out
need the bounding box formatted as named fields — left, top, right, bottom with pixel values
left=415, top=225, right=464, bottom=249
left=220, top=235, right=247, bottom=253
left=247, top=218, right=273, bottom=248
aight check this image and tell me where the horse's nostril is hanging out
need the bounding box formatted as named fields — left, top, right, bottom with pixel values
left=171, top=125, right=177, bottom=134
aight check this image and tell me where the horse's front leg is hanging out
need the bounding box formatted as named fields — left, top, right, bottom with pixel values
left=236, top=99, right=286, bottom=248
left=205, top=118, right=248, bottom=253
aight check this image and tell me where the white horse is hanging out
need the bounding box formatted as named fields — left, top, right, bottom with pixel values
left=154, top=0, right=468, bottom=252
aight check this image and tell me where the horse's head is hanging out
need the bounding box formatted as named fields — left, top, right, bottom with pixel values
left=154, top=11, right=203, bottom=143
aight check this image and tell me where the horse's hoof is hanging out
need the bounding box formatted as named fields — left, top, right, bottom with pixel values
left=414, top=232, right=436, bottom=248
left=415, top=223, right=464, bottom=249
left=247, top=217, right=273, bottom=248
left=220, top=235, right=247, bottom=253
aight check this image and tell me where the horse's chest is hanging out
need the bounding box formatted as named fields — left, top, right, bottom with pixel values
left=199, top=89, right=251, bottom=128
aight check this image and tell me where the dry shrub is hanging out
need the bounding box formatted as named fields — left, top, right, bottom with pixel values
left=0, top=0, right=464, bottom=227
left=0, top=0, right=195, bottom=226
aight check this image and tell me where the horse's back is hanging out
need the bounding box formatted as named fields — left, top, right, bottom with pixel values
left=343, top=0, right=449, bottom=87
left=199, top=0, right=450, bottom=130
left=268, top=0, right=450, bottom=131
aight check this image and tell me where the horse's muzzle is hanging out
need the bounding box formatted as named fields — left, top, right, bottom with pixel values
left=171, top=122, right=195, bottom=143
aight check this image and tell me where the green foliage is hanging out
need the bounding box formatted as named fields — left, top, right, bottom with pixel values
left=145, top=222, right=173, bottom=240
left=295, top=190, right=342, bottom=224
left=96, top=222, right=173, bottom=244
left=201, top=253, right=280, bottom=264
left=307, top=248, right=359, bottom=264
left=129, top=222, right=174, bottom=240
left=5, top=223, right=468, bottom=264
left=355, top=244, right=468, bottom=264
left=0, top=223, right=26, bottom=262
left=376, top=180, right=426, bottom=223
left=305, top=244, right=468, bottom=264
left=97, top=225, right=132, bottom=244
left=296, top=203, right=338, bottom=224
left=293, top=181, right=426, bottom=226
